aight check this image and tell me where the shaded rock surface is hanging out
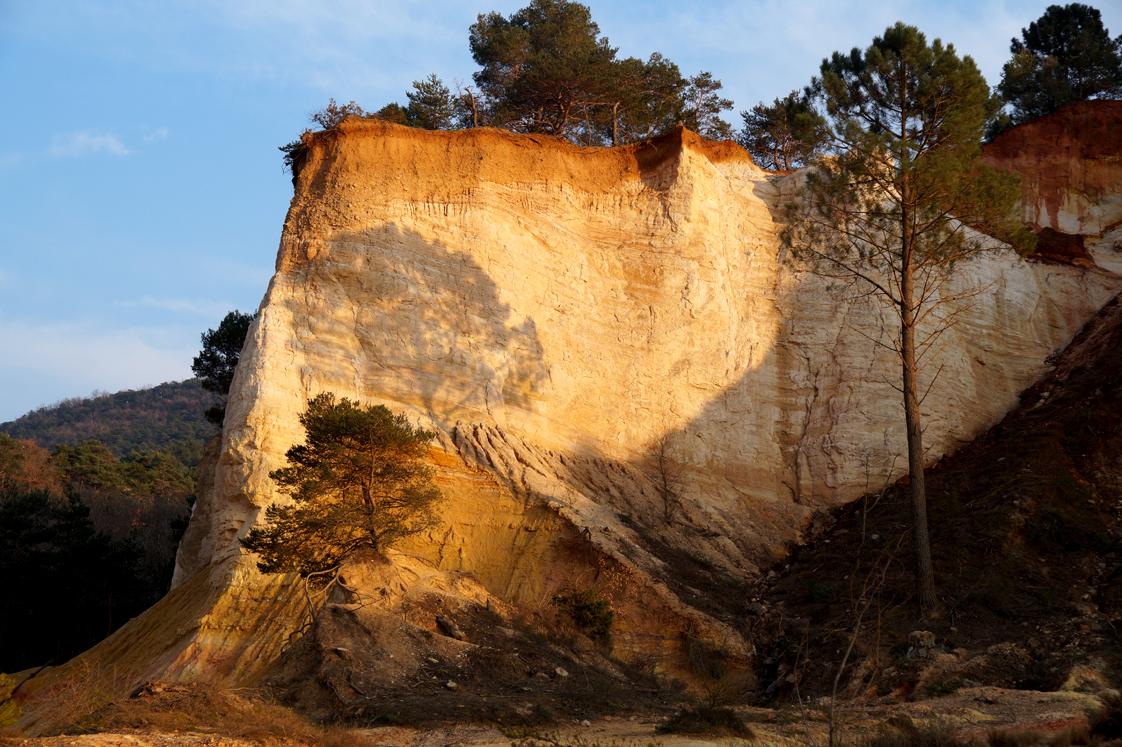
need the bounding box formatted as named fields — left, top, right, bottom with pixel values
left=751, top=281, right=1122, bottom=704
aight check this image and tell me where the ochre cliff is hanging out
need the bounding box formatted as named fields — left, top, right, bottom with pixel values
left=68, top=105, right=1122, bottom=686
left=980, top=100, right=1122, bottom=269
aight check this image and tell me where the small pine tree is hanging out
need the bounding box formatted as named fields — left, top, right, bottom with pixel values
left=241, top=394, right=444, bottom=576
left=376, top=102, right=411, bottom=126
left=737, top=91, right=828, bottom=171
left=310, top=98, right=373, bottom=130
left=679, top=72, right=734, bottom=140
left=407, top=74, right=456, bottom=130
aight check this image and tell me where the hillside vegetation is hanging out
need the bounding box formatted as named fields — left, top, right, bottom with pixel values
left=0, top=380, right=215, bottom=672
left=0, top=379, right=216, bottom=463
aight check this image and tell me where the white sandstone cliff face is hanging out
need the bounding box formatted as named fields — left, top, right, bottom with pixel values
left=158, top=116, right=1119, bottom=683
left=179, top=121, right=1117, bottom=574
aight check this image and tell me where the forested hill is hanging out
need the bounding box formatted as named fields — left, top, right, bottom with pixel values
left=0, top=380, right=217, bottom=459
left=0, top=379, right=216, bottom=672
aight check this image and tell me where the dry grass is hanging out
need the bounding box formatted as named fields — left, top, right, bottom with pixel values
left=5, top=659, right=378, bottom=746
left=657, top=705, right=753, bottom=738
left=861, top=722, right=980, bottom=747
left=10, top=658, right=132, bottom=737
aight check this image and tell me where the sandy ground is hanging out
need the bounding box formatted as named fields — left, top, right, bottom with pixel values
left=4, top=686, right=1108, bottom=747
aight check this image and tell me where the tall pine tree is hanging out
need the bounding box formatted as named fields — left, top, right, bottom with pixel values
left=783, top=24, right=1035, bottom=614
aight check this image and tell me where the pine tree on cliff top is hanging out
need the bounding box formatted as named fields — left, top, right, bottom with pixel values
left=737, top=90, right=829, bottom=171
left=288, top=0, right=732, bottom=151
left=998, top=3, right=1122, bottom=125
left=466, top=0, right=732, bottom=143
left=782, top=23, right=1036, bottom=616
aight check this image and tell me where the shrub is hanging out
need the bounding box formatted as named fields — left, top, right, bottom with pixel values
left=551, top=589, right=614, bottom=641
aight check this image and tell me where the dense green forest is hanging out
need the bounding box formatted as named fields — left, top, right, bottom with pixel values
left=0, top=314, right=255, bottom=673
left=0, top=433, right=198, bottom=671
left=0, top=485, right=159, bottom=672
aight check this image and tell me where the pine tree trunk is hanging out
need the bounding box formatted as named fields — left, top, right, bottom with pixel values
left=900, top=253, right=937, bottom=616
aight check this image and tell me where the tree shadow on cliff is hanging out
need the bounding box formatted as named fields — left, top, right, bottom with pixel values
left=279, top=223, right=547, bottom=422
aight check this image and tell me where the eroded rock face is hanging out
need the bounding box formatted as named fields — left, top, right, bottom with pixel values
left=148, top=110, right=1119, bottom=684
left=981, top=100, right=1122, bottom=271
left=982, top=101, right=1122, bottom=237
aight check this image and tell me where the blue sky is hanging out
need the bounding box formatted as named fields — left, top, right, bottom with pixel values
left=1, top=0, right=1118, bottom=423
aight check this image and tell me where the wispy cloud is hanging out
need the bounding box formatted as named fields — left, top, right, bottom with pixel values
left=114, top=295, right=233, bottom=318
left=49, top=131, right=131, bottom=158
left=143, top=126, right=169, bottom=142
left=14, top=0, right=1106, bottom=120
left=0, top=320, right=194, bottom=421
left=11, top=0, right=487, bottom=101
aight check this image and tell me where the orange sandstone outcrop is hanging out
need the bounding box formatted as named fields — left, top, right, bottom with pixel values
left=981, top=100, right=1122, bottom=270
left=68, top=109, right=1122, bottom=686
